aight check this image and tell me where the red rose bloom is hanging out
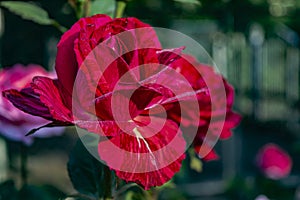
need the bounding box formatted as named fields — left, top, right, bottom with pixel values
left=256, top=143, right=292, bottom=179
left=3, top=14, right=240, bottom=189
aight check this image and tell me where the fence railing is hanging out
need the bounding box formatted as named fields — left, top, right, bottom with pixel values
left=211, top=24, right=300, bottom=123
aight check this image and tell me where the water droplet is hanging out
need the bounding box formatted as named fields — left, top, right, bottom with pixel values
left=86, top=23, right=95, bottom=28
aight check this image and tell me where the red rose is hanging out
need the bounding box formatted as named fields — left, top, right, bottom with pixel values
left=168, top=55, right=241, bottom=160
left=0, top=64, right=64, bottom=145
left=3, top=15, right=240, bottom=189
left=256, top=143, right=292, bottom=179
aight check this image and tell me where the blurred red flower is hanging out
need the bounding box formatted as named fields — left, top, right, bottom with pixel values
left=0, top=64, right=64, bottom=145
left=256, top=143, right=292, bottom=179
left=3, top=15, right=240, bottom=189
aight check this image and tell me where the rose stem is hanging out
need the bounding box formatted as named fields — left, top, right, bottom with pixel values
left=51, top=20, right=67, bottom=33
left=114, top=0, right=127, bottom=18
left=20, top=143, right=28, bottom=187
left=103, top=165, right=112, bottom=200
left=75, top=0, right=85, bottom=19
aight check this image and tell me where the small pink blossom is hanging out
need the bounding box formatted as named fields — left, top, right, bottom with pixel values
left=256, top=143, right=292, bottom=179
left=0, top=64, right=64, bottom=145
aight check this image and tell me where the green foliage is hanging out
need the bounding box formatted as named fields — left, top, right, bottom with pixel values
left=157, top=187, right=187, bottom=200
left=225, top=176, right=297, bottom=200
left=173, top=0, right=200, bottom=5
left=0, top=1, right=52, bottom=25
left=0, top=1, right=67, bottom=32
left=115, top=1, right=126, bottom=18
left=0, top=181, right=18, bottom=200
left=0, top=180, right=65, bottom=200
left=90, top=0, right=116, bottom=17
left=67, top=139, right=107, bottom=199
left=18, top=185, right=65, bottom=200
left=188, top=149, right=202, bottom=173
left=114, top=183, right=151, bottom=200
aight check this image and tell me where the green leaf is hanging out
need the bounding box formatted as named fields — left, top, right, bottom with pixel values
left=67, top=138, right=106, bottom=199
left=114, top=183, right=151, bottom=200
left=89, top=0, right=116, bottom=17
left=188, top=148, right=202, bottom=173
left=0, top=180, right=18, bottom=200
left=157, top=187, right=187, bottom=200
left=39, top=185, right=66, bottom=200
left=156, top=180, right=175, bottom=191
left=0, top=1, right=52, bottom=25
left=190, top=156, right=202, bottom=172
left=18, top=185, right=55, bottom=200
left=65, top=193, right=97, bottom=200
left=173, top=0, right=200, bottom=5
left=115, top=1, right=126, bottom=18
left=124, top=191, right=135, bottom=200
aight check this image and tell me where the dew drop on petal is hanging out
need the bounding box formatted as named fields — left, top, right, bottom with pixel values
left=87, top=23, right=95, bottom=27
left=86, top=23, right=95, bottom=31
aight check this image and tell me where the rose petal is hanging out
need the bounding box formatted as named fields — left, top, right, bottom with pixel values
left=2, top=88, right=54, bottom=121
left=31, top=76, right=73, bottom=122
left=98, top=119, right=186, bottom=189
left=56, top=14, right=112, bottom=93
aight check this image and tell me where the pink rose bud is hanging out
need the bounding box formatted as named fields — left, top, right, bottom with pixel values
left=256, top=143, right=292, bottom=179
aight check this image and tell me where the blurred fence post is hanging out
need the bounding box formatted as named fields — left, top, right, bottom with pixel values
left=0, top=8, right=4, bottom=68
left=286, top=47, right=300, bottom=133
left=212, top=33, right=241, bottom=179
left=0, top=8, right=7, bottom=181
left=286, top=47, right=299, bottom=103
left=249, top=24, right=265, bottom=120
left=0, top=138, right=7, bottom=181
left=212, top=32, right=228, bottom=78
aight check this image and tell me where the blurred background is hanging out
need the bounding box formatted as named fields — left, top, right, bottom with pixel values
left=1, top=0, right=300, bottom=199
